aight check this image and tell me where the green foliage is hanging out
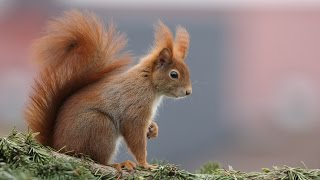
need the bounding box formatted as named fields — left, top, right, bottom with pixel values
left=0, top=130, right=196, bottom=180
left=0, top=130, right=320, bottom=180
left=129, top=164, right=196, bottom=180
left=0, top=129, right=113, bottom=179
left=150, top=159, right=170, bottom=165
left=197, top=161, right=221, bottom=174
left=197, top=166, right=320, bottom=180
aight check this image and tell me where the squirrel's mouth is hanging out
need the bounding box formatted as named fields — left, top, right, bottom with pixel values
left=164, top=92, right=179, bottom=98
left=169, top=87, right=192, bottom=98
left=167, top=92, right=188, bottom=99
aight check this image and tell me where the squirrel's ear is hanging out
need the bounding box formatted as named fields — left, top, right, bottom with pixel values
left=156, top=48, right=172, bottom=69
left=174, top=26, right=190, bottom=60
left=153, top=21, right=174, bottom=53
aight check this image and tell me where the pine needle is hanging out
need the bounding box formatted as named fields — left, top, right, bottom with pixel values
left=0, top=130, right=320, bottom=180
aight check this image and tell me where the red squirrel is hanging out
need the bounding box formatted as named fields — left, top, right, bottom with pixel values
left=25, top=10, right=191, bottom=170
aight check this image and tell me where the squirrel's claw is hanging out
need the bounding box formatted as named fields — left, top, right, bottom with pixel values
left=111, top=160, right=137, bottom=173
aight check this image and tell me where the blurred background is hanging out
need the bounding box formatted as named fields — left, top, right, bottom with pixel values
left=1, top=0, right=320, bottom=171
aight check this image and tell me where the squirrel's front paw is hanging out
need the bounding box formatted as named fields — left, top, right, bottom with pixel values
left=147, top=121, right=158, bottom=139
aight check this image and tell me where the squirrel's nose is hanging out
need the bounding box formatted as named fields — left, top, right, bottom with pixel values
left=186, top=89, right=192, bottom=96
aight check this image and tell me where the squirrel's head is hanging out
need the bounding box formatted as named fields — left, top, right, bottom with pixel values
left=143, top=21, right=192, bottom=98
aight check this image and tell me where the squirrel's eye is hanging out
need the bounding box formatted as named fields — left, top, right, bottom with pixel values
left=169, top=70, right=179, bottom=79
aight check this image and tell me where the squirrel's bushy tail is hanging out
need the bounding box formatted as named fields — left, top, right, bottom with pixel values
left=25, top=10, right=130, bottom=146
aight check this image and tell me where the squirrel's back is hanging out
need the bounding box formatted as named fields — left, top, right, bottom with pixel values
left=25, top=10, right=131, bottom=146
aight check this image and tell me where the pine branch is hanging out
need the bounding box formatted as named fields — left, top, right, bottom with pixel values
left=1, top=130, right=320, bottom=180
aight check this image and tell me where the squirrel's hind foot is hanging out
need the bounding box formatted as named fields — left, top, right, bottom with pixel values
left=111, top=160, right=137, bottom=173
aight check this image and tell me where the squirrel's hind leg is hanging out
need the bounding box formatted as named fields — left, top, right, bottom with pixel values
left=53, top=110, right=119, bottom=165
left=83, top=111, right=119, bottom=165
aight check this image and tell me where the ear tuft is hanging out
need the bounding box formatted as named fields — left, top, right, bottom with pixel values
left=159, top=48, right=172, bottom=60
left=174, top=26, right=190, bottom=60
left=153, top=21, right=174, bottom=53
left=156, top=48, right=172, bottom=68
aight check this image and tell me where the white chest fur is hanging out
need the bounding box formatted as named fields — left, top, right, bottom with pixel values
left=151, top=96, right=163, bottom=119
